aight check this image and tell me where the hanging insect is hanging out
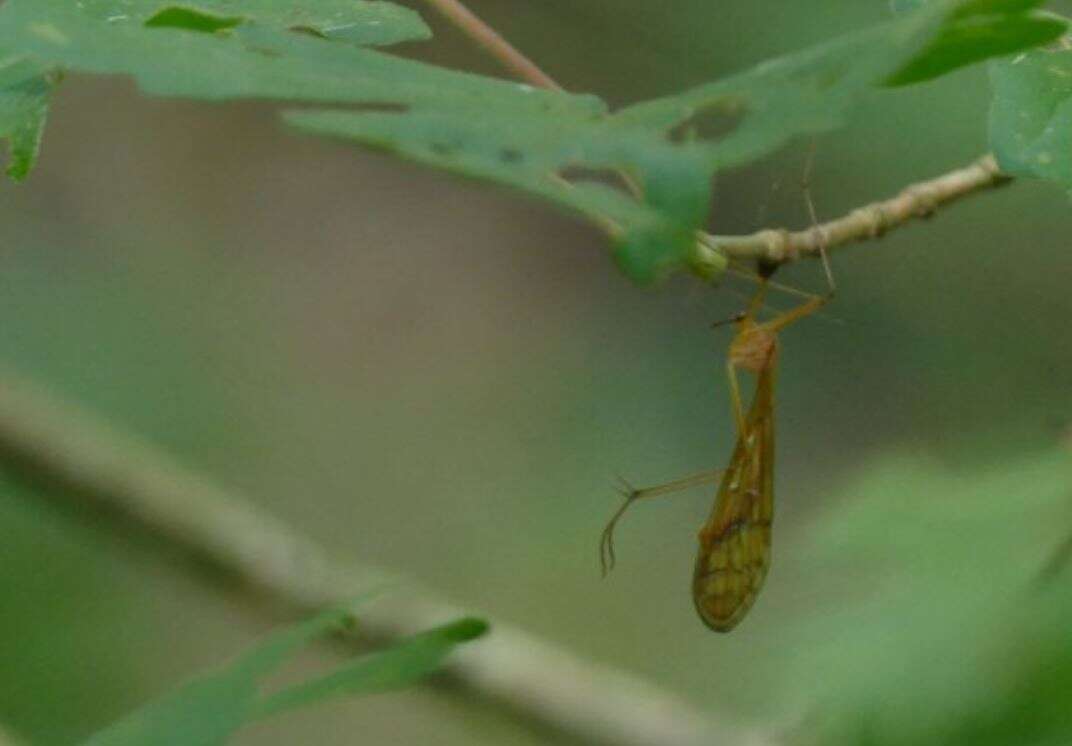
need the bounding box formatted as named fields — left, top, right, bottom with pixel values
left=600, top=275, right=829, bottom=632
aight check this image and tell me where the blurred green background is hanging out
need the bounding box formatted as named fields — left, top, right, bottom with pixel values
left=2, top=1, right=1072, bottom=744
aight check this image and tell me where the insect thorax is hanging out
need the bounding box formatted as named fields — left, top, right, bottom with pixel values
left=729, top=326, right=778, bottom=372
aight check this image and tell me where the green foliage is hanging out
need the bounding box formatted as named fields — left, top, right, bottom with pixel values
left=75, top=0, right=430, bottom=46
left=0, top=55, right=55, bottom=181
left=82, top=607, right=488, bottom=746
left=252, top=617, right=488, bottom=717
left=143, top=7, right=244, bottom=34
left=885, top=0, right=1065, bottom=85
left=0, top=478, right=135, bottom=744
left=780, top=449, right=1072, bottom=746
left=0, top=0, right=1061, bottom=281
left=890, top=0, right=929, bottom=13
left=284, top=0, right=1059, bottom=281
left=990, top=47, right=1072, bottom=187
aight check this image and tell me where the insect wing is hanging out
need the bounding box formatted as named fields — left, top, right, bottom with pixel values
left=692, top=368, right=775, bottom=632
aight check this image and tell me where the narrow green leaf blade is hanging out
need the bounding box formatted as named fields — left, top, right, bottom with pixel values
left=81, top=608, right=355, bottom=746
left=253, top=617, right=489, bottom=718
left=81, top=678, right=250, bottom=746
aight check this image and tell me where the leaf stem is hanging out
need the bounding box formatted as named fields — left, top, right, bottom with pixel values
left=418, top=0, right=562, bottom=90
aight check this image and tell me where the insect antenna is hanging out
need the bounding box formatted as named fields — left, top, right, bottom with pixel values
left=802, top=139, right=837, bottom=299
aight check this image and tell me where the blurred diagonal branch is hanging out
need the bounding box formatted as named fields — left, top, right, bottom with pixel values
left=698, top=154, right=1011, bottom=268
left=0, top=369, right=770, bottom=746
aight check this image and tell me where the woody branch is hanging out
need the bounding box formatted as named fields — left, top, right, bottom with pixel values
left=694, top=155, right=1011, bottom=271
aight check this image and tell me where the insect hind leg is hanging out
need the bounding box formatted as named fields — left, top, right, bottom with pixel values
left=599, top=470, right=725, bottom=576
left=599, top=477, right=640, bottom=577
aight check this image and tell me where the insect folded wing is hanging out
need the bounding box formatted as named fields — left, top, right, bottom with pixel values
left=692, top=367, right=775, bottom=632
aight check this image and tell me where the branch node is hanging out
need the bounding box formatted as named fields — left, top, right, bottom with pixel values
left=854, top=204, right=890, bottom=239
left=756, top=228, right=791, bottom=263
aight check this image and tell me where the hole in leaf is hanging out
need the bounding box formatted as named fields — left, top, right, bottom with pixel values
left=557, top=165, right=636, bottom=196
left=145, top=6, right=243, bottom=34
left=668, top=97, right=746, bottom=143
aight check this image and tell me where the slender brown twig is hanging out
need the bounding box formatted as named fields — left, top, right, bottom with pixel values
left=418, top=0, right=562, bottom=90
left=695, top=154, right=1011, bottom=271
left=0, top=370, right=770, bottom=746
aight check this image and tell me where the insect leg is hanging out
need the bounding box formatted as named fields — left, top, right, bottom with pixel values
left=599, top=470, right=725, bottom=576
left=762, top=292, right=828, bottom=334
left=727, top=358, right=746, bottom=439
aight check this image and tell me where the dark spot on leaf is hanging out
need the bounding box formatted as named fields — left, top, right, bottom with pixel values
left=668, top=97, right=746, bottom=144
left=430, top=142, right=458, bottom=156
left=246, top=44, right=282, bottom=58
left=289, top=25, right=327, bottom=40
left=144, top=6, right=243, bottom=34
left=812, top=58, right=855, bottom=92
left=499, top=148, right=523, bottom=163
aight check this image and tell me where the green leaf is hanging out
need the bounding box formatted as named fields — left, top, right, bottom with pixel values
left=0, top=0, right=591, bottom=110
left=0, top=55, right=56, bottom=181
left=0, top=0, right=436, bottom=180
left=81, top=608, right=351, bottom=746
left=81, top=604, right=487, bottom=746
left=989, top=47, right=1072, bottom=186
left=253, top=617, right=489, bottom=717
left=283, top=107, right=712, bottom=283
left=613, top=4, right=952, bottom=162
left=890, top=0, right=927, bottom=15
left=285, top=1, right=982, bottom=282
left=895, top=0, right=1050, bottom=15
left=885, top=1, right=1065, bottom=85
left=79, top=0, right=430, bottom=47
left=778, top=449, right=1072, bottom=746
left=0, top=0, right=1058, bottom=277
